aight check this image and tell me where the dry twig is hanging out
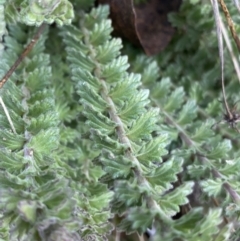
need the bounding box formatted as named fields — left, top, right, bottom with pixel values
left=218, top=0, right=240, bottom=52
left=211, top=0, right=240, bottom=132
left=0, top=23, right=46, bottom=89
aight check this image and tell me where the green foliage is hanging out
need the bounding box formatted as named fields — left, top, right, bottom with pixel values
left=0, top=25, right=79, bottom=241
left=1, top=0, right=240, bottom=240
left=4, top=0, right=74, bottom=25
left=60, top=7, right=200, bottom=239
left=0, top=2, right=6, bottom=54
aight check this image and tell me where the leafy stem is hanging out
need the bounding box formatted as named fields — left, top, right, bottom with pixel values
left=163, top=105, right=240, bottom=203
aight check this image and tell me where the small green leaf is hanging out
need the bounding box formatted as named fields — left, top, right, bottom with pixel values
left=206, top=139, right=232, bottom=159
left=164, top=87, right=185, bottom=112
left=159, top=182, right=194, bottom=216
left=201, top=179, right=223, bottom=197
left=17, top=200, right=39, bottom=223
left=177, top=100, right=197, bottom=125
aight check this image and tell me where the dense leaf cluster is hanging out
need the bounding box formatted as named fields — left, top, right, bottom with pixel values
left=0, top=0, right=240, bottom=240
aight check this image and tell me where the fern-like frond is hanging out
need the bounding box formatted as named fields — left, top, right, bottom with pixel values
left=61, top=5, right=194, bottom=236
left=0, top=24, right=81, bottom=241
left=128, top=5, right=240, bottom=235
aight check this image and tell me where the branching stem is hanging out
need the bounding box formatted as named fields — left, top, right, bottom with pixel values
left=162, top=107, right=240, bottom=203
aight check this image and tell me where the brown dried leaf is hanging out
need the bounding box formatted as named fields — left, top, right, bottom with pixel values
left=97, top=0, right=182, bottom=55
